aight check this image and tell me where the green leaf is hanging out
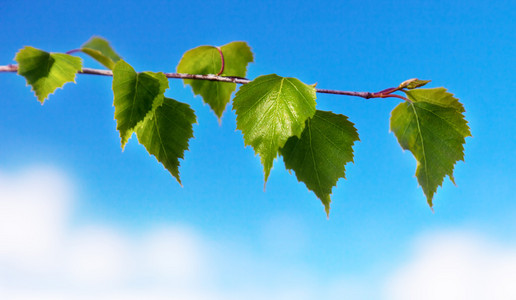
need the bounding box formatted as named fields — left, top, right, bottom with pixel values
left=233, top=74, right=317, bottom=183
left=405, top=87, right=465, bottom=112
left=280, top=110, right=359, bottom=216
left=136, top=98, right=196, bottom=184
left=81, top=36, right=121, bottom=69
left=14, top=46, right=82, bottom=104
left=399, top=78, right=431, bottom=89
left=112, top=60, right=169, bottom=148
left=390, top=88, right=471, bottom=207
left=406, top=79, right=431, bottom=89
left=177, top=41, right=253, bottom=118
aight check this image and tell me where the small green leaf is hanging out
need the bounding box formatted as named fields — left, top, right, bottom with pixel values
left=112, top=60, right=169, bottom=148
left=390, top=88, right=471, bottom=207
left=81, top=36, right=121, bottom=69
left=177, top=41, right=253, bottom=118
left=406, top=79, right=431, bottom=89
left=14, top=46, right=82, bottom=103
left=233, top=74, right=317, bottom=183
left=136, top=98, right=196, bottom=184
left=398, top=78, right=431, bottom=90
left=281, top=110, right=359, bottom=216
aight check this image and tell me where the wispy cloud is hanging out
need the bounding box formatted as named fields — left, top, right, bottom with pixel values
left=0, top=166, right=317, bottom=299
left=1, top=166, right=515, bottom=300
left=0, top=166, right=210, bottom=299
left=384, top=231, right=516, bottom=300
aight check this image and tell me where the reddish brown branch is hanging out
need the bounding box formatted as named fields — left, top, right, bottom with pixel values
left=215, top=47, right=225, bottom=76
left=65, top=49, right=82, bottom=55
left=0, top=64, right=409, bottom=101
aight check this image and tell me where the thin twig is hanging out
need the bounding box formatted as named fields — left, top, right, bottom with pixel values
left=65, top=49, right=81, bottom=55
left=0, top=64, right=18, bottom=72
left=316, top=88, right=374, bottom=98
left=0, top=64, right=409, bottom=101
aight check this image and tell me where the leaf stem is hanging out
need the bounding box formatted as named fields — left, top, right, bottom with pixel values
left=65, top=49, right=82, bottom=55
left=215, top=47, right=225, bottom=76
left=0, top=64, right=410, bottom=101
left=376, top=93, right=411, bottom=102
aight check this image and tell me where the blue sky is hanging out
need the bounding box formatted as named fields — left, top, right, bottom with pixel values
left=1, top=0, right=515, bottom=298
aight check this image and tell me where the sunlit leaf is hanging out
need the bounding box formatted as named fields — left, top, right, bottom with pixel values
left=136, top=97, right=196, bottom=184
left=233, top=74, right=317, bottom=183
left=390, top=88, right=471, bottom=207
left=112, top=60, right=168, bottom=148
left=177, top=41, right=253, bottom=118
left=81, top=36, right=121, bottom=69
left=281, top=110, right=359, bottom=216
left=15, top=46, right=82, bottom=103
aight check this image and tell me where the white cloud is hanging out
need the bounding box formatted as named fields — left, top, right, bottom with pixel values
left=384, top=231, right=516, bottom=300
left=0, top=166, right=212, bottom=299
left=0, top=166, right=71, bottom=272
left=143, top=227, right=205, bottom=278
left=63, top=226, right=132, bottom=286
left=0, top=166, right=320, bottom=300
left=1, top=166, right=515, bottom=300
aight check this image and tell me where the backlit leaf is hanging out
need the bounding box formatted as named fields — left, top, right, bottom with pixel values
left=390, top=88, right=471, bottom=207
left=15, top=46, right=82, bottom=103
left=281, top=110, right=359, bottom=216
left=81, top=36, right=121, bottom=69
left=405, top=87, right=465, bottom=111
left=233, top=74, right=317, bottom=183
left=136, top=98, right=196, bottom=184
left=177, top=41, right=253, bottom=118
left=112, top=60, right=169, bottom=148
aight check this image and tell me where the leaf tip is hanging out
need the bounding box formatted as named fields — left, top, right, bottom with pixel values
left=263, top=169, right=272, bottom=191
left=450, top=175, right=457, bottom=186
left=37, top=95, right=46, bottom=105
left=321, top=194, right=331, bottom=218
left=120, top=132, right=132, bottom=151
left=426, top=195, right=434, bottom=211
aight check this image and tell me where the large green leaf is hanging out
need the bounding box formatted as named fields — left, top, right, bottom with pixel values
left=390, top=88, right=471, bottom=207
left=281, top=110, right=359, bottom=216
left=14, top=46, right=82, bottom=104
left=81, top=36, right=121, bottom=70
left=112, top=60, right=169, bottom=148
left=233, top=74, right=317, bottom=183
left=177, top=41, right=253, bottom=118
left=136, top=98, right=196, bottom=184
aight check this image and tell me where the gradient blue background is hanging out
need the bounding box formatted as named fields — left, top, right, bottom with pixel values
left=1, top=0, right=515, bottom=298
